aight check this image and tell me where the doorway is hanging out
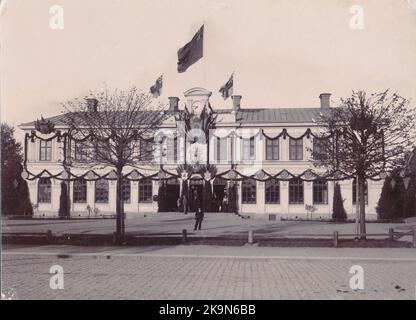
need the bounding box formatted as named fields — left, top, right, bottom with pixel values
left=213, top=177, right=227, bottom=212
left=189, top=178, right=204, bottom=212
left=165, top=178, right=180, bottom=211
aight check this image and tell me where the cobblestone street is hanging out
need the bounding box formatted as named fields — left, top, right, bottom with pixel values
left=2, top=246, right=416, bottom=300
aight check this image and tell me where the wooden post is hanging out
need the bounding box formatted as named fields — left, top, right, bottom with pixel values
left=248, top=230, right=253, bottom=244
left=46, top=230, right=53, bottom=244
left=182, top=229, right=187, bottom=244
left=389, top=228, right=394, bottom=241
left=333, top=231, right=338, bottom=248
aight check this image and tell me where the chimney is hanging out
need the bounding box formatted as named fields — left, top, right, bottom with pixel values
left=232, top=95, right=242, bottom=111
left=319, top=93, right=331, bottom=108
left=168, top=97, right=179, bottom=112
left=85, top=98, right=98, bottom=112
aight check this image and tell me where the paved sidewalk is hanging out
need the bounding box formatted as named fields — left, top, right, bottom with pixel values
left=2, top=245, right=416, bottom=300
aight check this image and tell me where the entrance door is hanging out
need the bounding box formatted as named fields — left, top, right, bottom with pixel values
left=189, top=179, right=204, bottom=212
left=165, top=179, right=180, bottom=211
left=213, top=177, right=227, bottom=212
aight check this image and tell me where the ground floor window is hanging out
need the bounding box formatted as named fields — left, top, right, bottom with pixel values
left=242, top=179, right=256, bottom=204
left=95, top=179, right=109, bottom=203
left=313, top=179, right=328, bottom=204
left=265, top=179, right=280, bottom=204
left=38, top=178, right=51, bottom=203
left=73, top=179, right=87, bottom=203
left=289, top=178, right=304, bottom=204
left=352, top=179, right=368, bottom=205
left=139, top=179, right=153, bottom=203
left=122, top=179, right=131, bottom=203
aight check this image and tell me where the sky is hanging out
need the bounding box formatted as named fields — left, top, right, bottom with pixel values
left=1, top=0, right=416, bottom=142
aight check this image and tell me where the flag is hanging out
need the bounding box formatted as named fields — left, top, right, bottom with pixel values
left=177, top=25, right=204, bottom=73
left=150, top=75, right=163, bottom=97
left=219, top=73, right=233, bottom=100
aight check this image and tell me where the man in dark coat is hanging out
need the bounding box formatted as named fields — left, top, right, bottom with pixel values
left=192, top=190, right=204, bottom=231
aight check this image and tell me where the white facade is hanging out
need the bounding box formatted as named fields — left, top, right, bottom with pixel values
left=20, top=87, right=383, bottom=218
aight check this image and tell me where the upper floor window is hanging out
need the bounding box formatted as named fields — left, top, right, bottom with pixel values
left=74, top=141, right=90, bottom=161
left=289, top=178, right=304, bottom=204
left=73, top=179, right=87, bottom=203
left=352, top=179, right=368, bottom=205
left=139, top=179, right=153, bottom=203
left=94, top=141, right=111, bottom=161
left=166, top=137, right=178, bottom=163
left=140, top=139, right=154, bottom=161
left=265, top=179, right=280, bottom=204
left=122, top=179, right=131, bottom=203
left=289, top=138, right=303, bottom=160
left=266, top=138, right=279, bottom=160
left=242, top=137, right=255, bottom=160
left=95, top=179, right=109, bottom=203
left=313, top=138, right=326, bottom=160
left=313, top=179, right=328, bottom=204
left=39, top=140, right=52, bottom=161
left=215, top=137, right=227, bottom=162
left=38, top=178, right=52, bottom=203
left=242, top=179, right=256, bottom=204
left=231, top=137, right=236, bottom=163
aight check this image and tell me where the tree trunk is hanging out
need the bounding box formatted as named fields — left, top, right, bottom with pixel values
left=358, top=176, right=366, bottom=239
left=116, top=167, right=123, bottom=243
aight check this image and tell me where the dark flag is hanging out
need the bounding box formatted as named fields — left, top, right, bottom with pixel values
left=150, top=75, right=163, bottom=97
left=219, top=73, right=233, bottom=100
left=177, top=25, right=204, bottom=73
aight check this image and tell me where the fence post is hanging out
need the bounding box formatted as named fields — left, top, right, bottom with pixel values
left=333, top=231, right=338, bottom=248
left=389, top=228, right=394, bottom=241
left=46, top=230, right=53, bottom=244
left=248, top=230, right=254, bottom=244
left=182, top=229, right=187, bottom=244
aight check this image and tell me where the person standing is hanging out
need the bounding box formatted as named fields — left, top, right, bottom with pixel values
left=176, top=196, right=181, bottom=212
left=193, top=190, right=204, bottom=230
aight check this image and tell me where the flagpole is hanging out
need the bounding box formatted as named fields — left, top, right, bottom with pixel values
left=203, top=22, right=207, bottom=88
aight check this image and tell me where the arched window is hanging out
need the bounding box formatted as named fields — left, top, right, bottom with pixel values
left=242, top=179, right=256, bottom=204
left=139, top=179, right=153, bottom=203
left=289, top=178, right=304, bottom=204
left=313, top=179, right=328, bottom=204
left=265, top=179, right=280, bottom=204
left=95, top=179, right=109, bottom=203
left=122, top=179, right=131, bottom=203
left=38, top=178, right=52, bottom=203
left=73, top=179, right=87, bottom=203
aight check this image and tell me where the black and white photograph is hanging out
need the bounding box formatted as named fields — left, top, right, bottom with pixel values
left=1, top=0, right=416, bottom=307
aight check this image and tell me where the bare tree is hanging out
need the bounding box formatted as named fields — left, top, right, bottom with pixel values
left=312, top=90, right=416, bottom=239
left=62, top=87, right=168, bottom=243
